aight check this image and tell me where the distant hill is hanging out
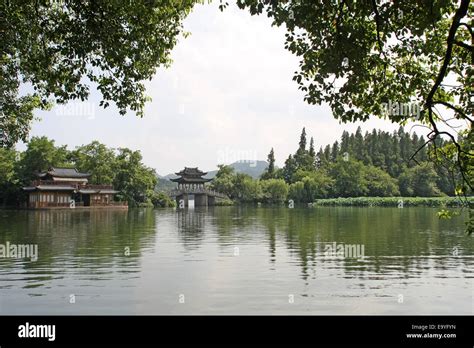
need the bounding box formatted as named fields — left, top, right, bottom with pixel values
left=156, top=160, right=268, bottom=192
left=205, top=160, right=268, bottom=179
left=155, top=176, right=177, bottom=192
left=161, top=173, right=178, bottom=180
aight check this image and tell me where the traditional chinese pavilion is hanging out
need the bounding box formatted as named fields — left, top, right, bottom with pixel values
left=22, top=167, right=127, bottom=209
left=170, top=167, right=226, bottom=207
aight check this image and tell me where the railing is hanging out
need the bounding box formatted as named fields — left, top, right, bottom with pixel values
left=29, top=202, right=71, bottom=208
left=91, top=201, right=128, bottom=207
left=31, top=180, right=76, bottom=187
left=28, top=201, right=127, bottom=208
left=169, top=188, right=228, bottom=199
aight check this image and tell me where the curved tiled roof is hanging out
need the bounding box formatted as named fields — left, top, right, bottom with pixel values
left=37, top=167, right=91, bottom=178
left=174, top=167, right=207, bottom=177
left=170, top=177, right=212, bottom=183
left=22, top=185, right=76, bottom=191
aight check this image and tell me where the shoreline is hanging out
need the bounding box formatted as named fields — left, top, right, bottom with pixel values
left=310, top=196, right=472, bottom=208
left=1, top=196, right=472, bottom=210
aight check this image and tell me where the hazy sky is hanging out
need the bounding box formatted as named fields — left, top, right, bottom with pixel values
left=19, top=2, right=419, bottom=175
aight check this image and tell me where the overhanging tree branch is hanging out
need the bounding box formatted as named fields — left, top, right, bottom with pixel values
left=433, top=100, right=473, bottom=123
left=425, top=0, right=469, bottom=111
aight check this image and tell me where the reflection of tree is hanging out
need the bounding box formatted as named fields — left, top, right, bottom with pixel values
left=265, top=214, right=276, bottom=264
left=3, top=206, right=470, bottom=291
left=11, top=209, right=156, bottom=271
left=210, top=206, right=474, bottom=281
left=209, top=206, right=263, bottom=246
left=200, top=206, right=472, bottom=280
left=208, top=206, right=234, bottom=238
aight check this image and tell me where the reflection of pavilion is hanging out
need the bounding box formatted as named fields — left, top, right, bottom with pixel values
left=169, top=167, right=227, bottom=207
left=177, top=208, right=207, bottom=248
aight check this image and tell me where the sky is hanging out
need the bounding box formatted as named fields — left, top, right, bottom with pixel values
left=19, top=2, right=422, bottom=175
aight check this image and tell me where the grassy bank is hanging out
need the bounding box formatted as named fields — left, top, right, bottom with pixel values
left=311, top=197, right=472, bottom=208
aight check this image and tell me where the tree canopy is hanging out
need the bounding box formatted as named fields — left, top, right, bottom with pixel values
left=1, top=0, right=201, bottom=146
left=225, top=0, right=472, bottom=195
left=2, top=1, right=472, bottom=179
left=0, top=137, right=168, bottom=207
left=208, top=126, right=457, bottom=206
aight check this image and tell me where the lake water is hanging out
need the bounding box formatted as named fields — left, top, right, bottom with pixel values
left=0, top=206, right=472, bottom=315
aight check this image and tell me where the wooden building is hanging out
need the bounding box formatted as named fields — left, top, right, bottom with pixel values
left=23, top=167, right=127, bottom=209
left=170, top=167, right=227, bottom=207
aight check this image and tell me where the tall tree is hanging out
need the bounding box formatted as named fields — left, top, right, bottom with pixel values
left=282, top=154, right=297, bottom=183
left=316, top=146, right=325, bottom=169
left=308, top=137, right=316, bottom=165
left=308, top=136, right=315, bottom=155
left=353, top=126, right=366, bottom=162
left=323, top=145, right=331, bottom=165
left=331, top=141, right=339, bottom=162
left=18, top=136, right=71, bottom=183
left=261, top=147, right=276, bottom=180
left=71, top=141, right=117, bottom=184
left=211, top=165, right=235, bottom=198
left=113, top=148, right=157, bottom=206
left=340, top=131, right=351, bottom=156
left=298, top=127, right=307, bottom=152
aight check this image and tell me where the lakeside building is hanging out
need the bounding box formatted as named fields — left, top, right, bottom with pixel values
left=22, top=167, right=127, bottom=209
left=170, top=167, right=227, bottom=207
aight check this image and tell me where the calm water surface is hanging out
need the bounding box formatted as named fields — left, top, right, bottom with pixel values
left=0, top=206, right=472, bottom=314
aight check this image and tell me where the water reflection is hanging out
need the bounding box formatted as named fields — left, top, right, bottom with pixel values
left=0, top=209, right=156, bottom=288
left=0, top=206, right=472, bottom=314
left=203, top=206, right=472, bottom=281
left=176, top=208, right=208, bottom=249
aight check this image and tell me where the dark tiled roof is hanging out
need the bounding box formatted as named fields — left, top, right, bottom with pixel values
left=23, top=185, right=75, bottom=191
left=37, top=167, right=91, bottom=178
left=170, top=176, right=212, bottom=183
left=174, top=167, right=207, bottom=177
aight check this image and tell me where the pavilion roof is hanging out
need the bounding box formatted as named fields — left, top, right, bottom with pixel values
left=23, top=185, right=76, bottom=191
left=174, top=167, right=208, bottom=177
left=170, top=176, right=212, bottom=184
left=37, top=167, right=91, bottom=179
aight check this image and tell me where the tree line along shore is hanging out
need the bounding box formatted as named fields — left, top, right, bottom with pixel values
left=0, top=127, right=471, bottom=210
left=209, top=127, right=471, bottom=206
